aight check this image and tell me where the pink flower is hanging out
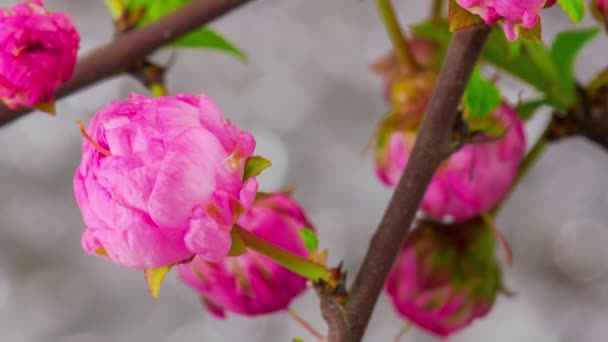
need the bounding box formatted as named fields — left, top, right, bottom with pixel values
left=386, top=219, right=502, bottom=338
left=178, top=193, right=313, bottom=317
left=0, top=0, right=79, bottom=108
left=74, top=93, right=260, bottom=269
left=592, top=0, right=608, bottom=29
left=455, top=0, right=551, bottom=40
left=375, top=104, right=526, bottom=222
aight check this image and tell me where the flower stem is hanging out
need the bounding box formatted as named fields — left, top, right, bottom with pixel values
left=287, top=307, right=325, bottom=341
left=431, top=0, right=445, bottom=20
left=376, top=0, right=419, bottom=69
left=234, top=225, right=330, bottom=281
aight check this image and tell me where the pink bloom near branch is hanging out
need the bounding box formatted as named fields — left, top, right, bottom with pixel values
left=376, top=103, right=526, bottom=222
left=0, top=0, right=79, bottom=108
left=179, top=193, right=314, bottom=317
left=455, top=0, right=555, bottom=40
left=74, top=93, right=260, bottom=269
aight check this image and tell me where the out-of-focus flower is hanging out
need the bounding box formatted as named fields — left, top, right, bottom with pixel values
left=0, top=0, right=79, bottom=109
left=178, top=193, right=314, bottom=317
left=455, top=0, right=554, bottom=40
left=386, top=218, right=503, bottom=338
left=375, top=103, right=526, bottom=222
left=74, top=93, right=264, bottom=269
left=592, top=0, right=608, bottom=29
left=371, top=38, right=439, bottom=105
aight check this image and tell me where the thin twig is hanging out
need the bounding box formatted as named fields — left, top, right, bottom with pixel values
left=321, top=25, right=492, bottom=342
left=376, top=0, right=419, bottom=69
left=0, top=0, right=253, bottom=127
left=287, top=307, right=326, bottom=341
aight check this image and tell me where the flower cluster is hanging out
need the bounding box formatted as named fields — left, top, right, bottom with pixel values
left=74, top=93, right=316, bottom=317
left=0, top=0, right=79, bottom=109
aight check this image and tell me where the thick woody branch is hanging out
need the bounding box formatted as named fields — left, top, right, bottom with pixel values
left=322, top=25, right=492, bottom=342
left=0, top=0, right=252, bottom=126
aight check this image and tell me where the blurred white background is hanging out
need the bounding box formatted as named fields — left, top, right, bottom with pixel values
left=1, top=1, right=608, bottom=341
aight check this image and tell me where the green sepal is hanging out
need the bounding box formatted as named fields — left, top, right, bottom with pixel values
left=144, top=264, right=173, bottom=298
left=448, top=0, right=484, bottom=32
left=243, top=156, right=272, bottom=182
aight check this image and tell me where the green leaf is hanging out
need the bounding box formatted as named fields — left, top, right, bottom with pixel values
left=299, top=228, right=319, bottom=253
left=448, top=0, right=484, bottom=32
left=551, top=27, right=600, bottom=94
left=172, top=27, right=247, bottom=63
left=516, top=99, right=547, bottom=120
left=463, top=67, right=501, bottom=119
left=123, top=0, right=247, bottom=62
left=482, top=26, right=576, bottom=109
left=557, top=0, right=586, bottom=24
left=243, top=156, right=272, bottom=182
left=410, top=18, right=451, bottom=47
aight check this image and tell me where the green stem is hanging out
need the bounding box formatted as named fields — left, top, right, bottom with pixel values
left=234, top=225, right=330, bottom=281
left=376, top=0, right=419, bottom=69
left=431, top=0, right=445, bottom=20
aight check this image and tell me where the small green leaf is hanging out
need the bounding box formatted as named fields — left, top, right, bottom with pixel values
left=144, top=265, right=173, bottom=298
left=551, top=27, right=600, bottom=94
left=516, top=99, right=547, bottom=120
left=462, top=67, right=501, bottom=119
left=410, top=18, right=451, bottom=47
left=448, top=0, right=484, bottom=32
left=123, top=0, right=247, bottom=62
left=557, top=0, right=586, bottom=24
left=299, top=228, right=319, bottom=253
left=172, top=27, right=247, bottom=63
left=229, top=227, right=247, bottom=256
left=243, top=156, right=271, bottom=182
left=293, top=339, right=305, bottom=342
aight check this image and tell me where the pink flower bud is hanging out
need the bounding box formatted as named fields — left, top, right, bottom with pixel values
left=371, top=39, right=440, bottom=105
left=375, top=104, right=526, bottom=222
left=0, top=0, right=79, bottom=108
left=386, top=219, right=502, bottom=338
left=456, top=0, right=551, bottom=40
left=74, top=94, right=260, bottom=269
left=178, top=193, right=313, bottom=318
left=592, top=0, right=608, bottom=29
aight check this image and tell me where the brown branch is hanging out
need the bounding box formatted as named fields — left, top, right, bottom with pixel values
left=0, top=0, right=253, bottom=126
left=321, top=25, right=492, bottom=342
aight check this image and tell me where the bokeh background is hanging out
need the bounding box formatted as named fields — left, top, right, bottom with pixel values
left=1, top=1, right=608, bottom=341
